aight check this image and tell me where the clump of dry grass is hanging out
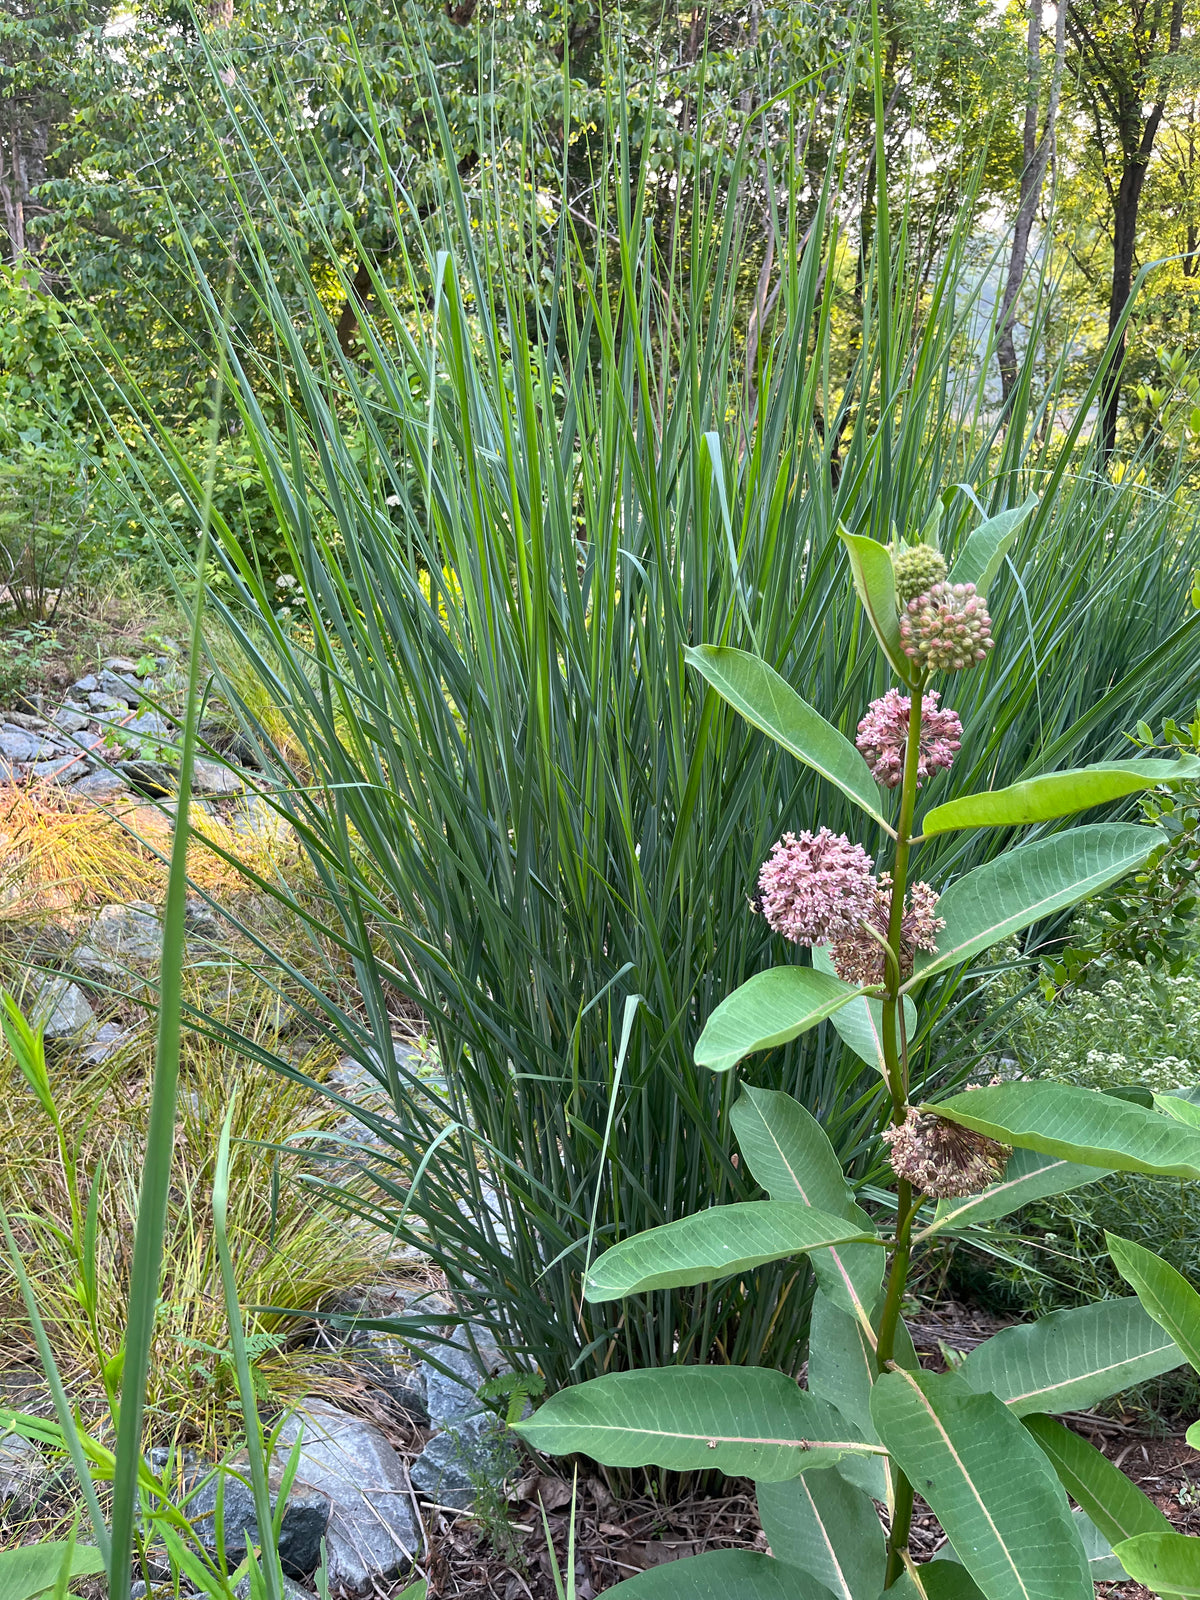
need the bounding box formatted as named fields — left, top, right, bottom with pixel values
left=0, top=783, right=308, bottom=919
left=0, top=974, right=387, bottom=1458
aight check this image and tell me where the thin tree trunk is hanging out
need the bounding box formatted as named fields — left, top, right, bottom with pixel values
left=1099, top=0, right=1184, bottom=456
left=997, top=0, right=1065, bottom=403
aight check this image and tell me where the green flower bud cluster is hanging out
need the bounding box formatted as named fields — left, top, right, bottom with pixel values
left=892, top=544, right=948, bottom=606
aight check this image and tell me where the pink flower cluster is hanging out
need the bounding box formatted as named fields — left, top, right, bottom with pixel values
left=883, top=1108, right=1010, bottom=1198
left=828, top=875, right=944, bottom=986
left=756, top=828, right=876, bottom=945
left=899, top=581, right=994, bottom=673
left=855, top=689, right=962, bottom=789
left=756, top=831, right=945, bottom=986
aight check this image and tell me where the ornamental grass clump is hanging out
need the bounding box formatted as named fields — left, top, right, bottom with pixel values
left=518, top=512, right=1200, bottom=1599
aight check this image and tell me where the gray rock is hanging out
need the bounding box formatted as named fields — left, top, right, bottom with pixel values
left=0, top=759, right=16, bottom=784
left=0, top=725, right=39, bottom=761
left=71, top=770, right=130, bottom=801
left=2, top=711, right=48, bottom=731
left=349, top=1332, right=429, bottom=1424
left=184, top=895, right=224, bottom=940
left=88, top=692, right=127, bottom=712
left=52, top=708, right=89, bottom=734
left=103, top=655, right=139, bottom=674
left=408, top=1411, right=510, bottom=1511
left=96, top=669, right=142, bottom=706
left=72, top=674, right=99, bottom=694
left=80, top=1021, right=132, bottom=1066
left=29, top=978, right=97, bottom=1041
left=0, top=1429, right=47, bottom=1512
left=32, top=755, right=91, bottom=782
left=420, top=1338, right=506, bottom=1426
left=193, top=757, right=245, bottom=795
left=234, top=1577, right=313, bottom=1600
left=115, top=760, right=175, bottom=797
left=185, top=1463, right=330, bottom=1577
left=274, top=1400, right=420, bottom=1592
left=94, top=902, right=163, bottom=959
left=125, top=711, right=173, bottom=742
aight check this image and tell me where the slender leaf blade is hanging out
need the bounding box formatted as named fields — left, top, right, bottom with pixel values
left=958, top=1297, right=1182, bottom=1416
left=870, top=1368, right=1092, bottom=1600
left=1107, top=1231, right=1200, bottom=1374
left=909, top=825, right=1160, bottom=985
left=583, top=1201, right=882, bottom=1302
left=695, top=966, right=870, bottom=1073
left=921, top=759, right=1200, bottom=836
left=930, top=1081, right=1200, bottom=1178
left=684, top=645, right=889, bottom=824
left=516, top=1366, right=879, bottom=1480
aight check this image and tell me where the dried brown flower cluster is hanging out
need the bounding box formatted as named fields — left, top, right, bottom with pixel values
left=882, top=1108, right=1011, bottom=1198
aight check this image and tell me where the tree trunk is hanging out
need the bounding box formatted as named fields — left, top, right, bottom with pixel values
left=997, top=0, right=1065, bottom=403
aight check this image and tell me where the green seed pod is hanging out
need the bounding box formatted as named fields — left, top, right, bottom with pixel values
left=892, top=544, right=948, bottom=606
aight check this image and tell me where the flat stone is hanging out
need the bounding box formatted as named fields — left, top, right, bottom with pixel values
left=184, top=1463, right=330, bottom=1577
left=80, top=1021, right=132, bottom=1066
left=420, top=1337, right=507, bottom=1426
left=29, top=978, right=97, bottom=1041
left=114, top=761, right=176, bottom=798
left=88, top=693, right=127, bottom=712
left=103, top=655, right=139, bottom=673
left=71, top=770, right=130, bottom=801
left=192, top=757, right=245, bottom=795
left=52, top=708, right=89, bottom=734
left=2, top=711, right=48, bottom=730
left=409, top=1411, right=510, bottom=1511
left=33, top=755, right=91, bottom=782
left=0, top=1429, right=47, bottom=1512
left=0, top=725, right=39, bottom=761
left=96, top=669, right=142, bottom=705
left=72, top=675, right=99, bottom=694
left=274, top=1400, right=420, bottom=1592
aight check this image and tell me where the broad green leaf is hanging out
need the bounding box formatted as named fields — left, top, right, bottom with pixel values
left=1072, top=1509, right=1130, bottom=1582
left=958, top=1297, right=1182, bottom=1416
left=583, top=1201, right=882, bottom=1302
left=599, top=1548, right=834, bottom=1599
left=395, top=1584, right=428, bottom=1600
left=870, top=1368, right=1092, bottom=1600
left=921, top=1147, right=1104, bottom=1238
left=918, top=1568, right=986, bottom=1600
left=1156, top=1093, right=1200, bottom=1129
left=1188, top=1418, right=1200, bottom=1451
left=947, top=498, right=1037, bottom=594
left=695, top=966, right=869, bottom=1073
left=0, top=1544, right=105, bottom=1600
left=1114, top=1531, right=1200, bottom=1595
left=731, top=1086, right=883, bottom=1326
left=812, top=945, right=917, bottom=1078
left=1023, top=1414, right=1176, bottom=1550
left=839, top=531, right=916, bottom=682
left=757, top=1469, right=886, bottom=1599
left=806, top=1291, right=888, bottom=1501
left=908, top=825, right=1160, bottom=986
left=921, top=758, right=1200, bottom=837
left=515, top=1366, right=881, bottom=1481
left=1108, top=1231, right=1200, bottom=1374
left=685, top=645, right=889, bottom=824
left=931, top=1080, right=1200, bottom=1178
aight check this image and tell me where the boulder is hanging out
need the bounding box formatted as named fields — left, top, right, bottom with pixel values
left=74, top=903, right=163, bottom=979
left=408, top=1410, right=510, bottom=1512
left=29, top=978, right=97, bottom=1042
left=51, top=708, right=89, bottom=734
left=0, top=725, right=40, bottom=762
left=72, top=675, right=99, bottom=694
left=184, top=1462, right=330, bottom=1577
left=33, top=755, right=91, bottom=782
left=192, top=757, right=246, bottom=795
left=0, top=1430, right=47, bottom=1513
left=96, top=668, right=143, bottom=705
left=71, top=770, right=130, bottom=801
left=114, top=761, right=175, bottom=798
left=273, top=1400, right=421, bottom=1593
left=87, top=693, right=127, bottom=712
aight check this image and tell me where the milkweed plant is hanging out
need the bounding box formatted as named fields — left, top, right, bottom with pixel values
left=517, top=508, right=1200, bottom=1600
